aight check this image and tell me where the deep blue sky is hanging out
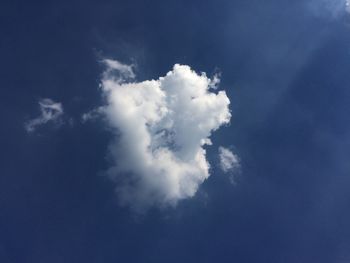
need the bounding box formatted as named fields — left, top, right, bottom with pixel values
left=1, top=0, right=350, bottom=262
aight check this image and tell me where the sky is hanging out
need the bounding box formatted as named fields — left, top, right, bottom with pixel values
left=1, top=0, right=350, bottom=262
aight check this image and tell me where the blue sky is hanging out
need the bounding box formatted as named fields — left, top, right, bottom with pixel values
left=1, top=0, right=350, bottom=262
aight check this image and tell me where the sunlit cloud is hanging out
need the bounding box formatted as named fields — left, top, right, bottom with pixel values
left=97, top=59, right=232, bottom=212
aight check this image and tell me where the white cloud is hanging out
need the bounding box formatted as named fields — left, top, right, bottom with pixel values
left=99, top=59, right=231, bottom=212
left=103, top=59, right=135, bottom=80
left=25, top=98, right=63, bottom=132
left=218, top=146, right=240, bottom=184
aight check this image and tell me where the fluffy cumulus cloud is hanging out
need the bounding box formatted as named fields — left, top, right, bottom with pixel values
left=218, top=146, right=240, bottom=184
left=99, top=60, right=231, bottom=212
left=25, top=98, right=63, bottom=132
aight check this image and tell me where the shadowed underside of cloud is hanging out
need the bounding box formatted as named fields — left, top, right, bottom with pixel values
left=99, top=60, right=231, bottom=212
left=25, top=98, right=63, bottom=133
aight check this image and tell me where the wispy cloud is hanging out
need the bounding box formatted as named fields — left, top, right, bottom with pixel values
left=98, top=59, right=231, bottom=212
left=307, top=0, right=349, bottom=18
left=103, top=59, right=135, bottom=80
left=81, top=107, right=103, bottom=123
left=218, top=146, right=240, bottom=184
left=25, top=98, right=63, bottom=133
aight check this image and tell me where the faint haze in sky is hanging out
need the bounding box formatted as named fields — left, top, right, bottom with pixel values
left=308, top=0, right=350, bottom=17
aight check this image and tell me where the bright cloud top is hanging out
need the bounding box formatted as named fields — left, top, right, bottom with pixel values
left=100, top=60, right=231, bottom=212
left=218, top=146, right=240, bottom=184
left=25, top=98, right=63, bottom=132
